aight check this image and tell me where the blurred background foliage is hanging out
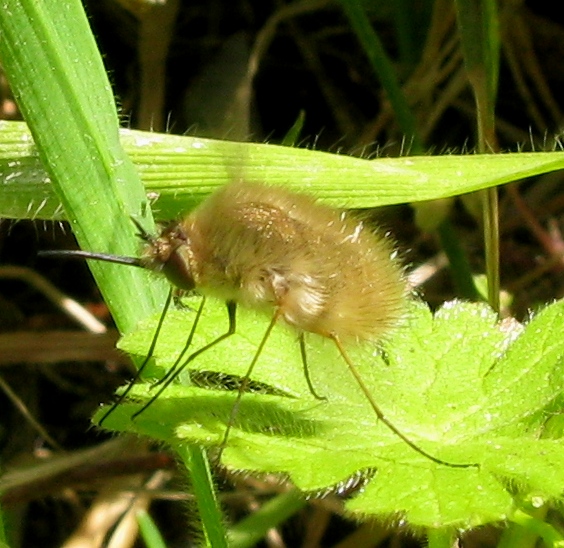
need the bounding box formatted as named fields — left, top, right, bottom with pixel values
left=1, top=0, right=564, bottom=546
left=85, top=0, right=563, bottom=149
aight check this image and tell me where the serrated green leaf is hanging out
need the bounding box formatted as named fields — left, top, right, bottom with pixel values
left=97, top=298, right=564, bottom=529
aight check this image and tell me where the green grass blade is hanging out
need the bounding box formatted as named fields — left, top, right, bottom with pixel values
left=455, top=0, right=500, bottom=110
left=339, top=0, right=421, bottom=149
left=228, top=490, right=306, bottom=548
left=0, top=504, right=7, bottom=548
left=136, top=509, right=168, bottom=548
left=455, top=0, right=501, bottom=311
left=175, top=444, right=227, bottom=548
left=2, top=121, right=564, bottom=222
left=0, top=0, right=166, bottom=334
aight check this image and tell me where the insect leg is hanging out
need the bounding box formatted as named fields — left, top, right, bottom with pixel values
left=217, top=309, right=281, bottom=461
left=98, top=287, right=174, bottom=427
left=331, top=335, right=478, bottom=469
left=130, top=300, right=237, bottom=420
left=151, top=295, right=207, bottom=387
left=298, top=333, right=327, bottom=401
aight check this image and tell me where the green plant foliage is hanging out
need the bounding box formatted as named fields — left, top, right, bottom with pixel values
left=3, top=121, right=564, bottom=222
left=97, top=297, right=564, bottom=529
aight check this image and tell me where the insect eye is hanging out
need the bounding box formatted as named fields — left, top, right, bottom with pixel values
left=162, top=247, right=196, bottom=291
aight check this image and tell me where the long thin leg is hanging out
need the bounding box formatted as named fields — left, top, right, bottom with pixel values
left=152, top=295, right=207, bottom=387
left=217, top=309, right=281, bottom=461
left=98, top=288, right=174, bottom=427
left=130, top=301, right=237, bottom=420
left=331, top=335, right=479, bottom=469
left=298, top=333, right=326, bottom=401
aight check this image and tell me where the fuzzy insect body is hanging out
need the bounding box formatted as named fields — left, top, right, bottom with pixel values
left=142, top=181, right=406, bottom=343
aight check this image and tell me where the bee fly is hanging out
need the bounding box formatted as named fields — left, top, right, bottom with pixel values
left=41, top=181, right=477, bottom=468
